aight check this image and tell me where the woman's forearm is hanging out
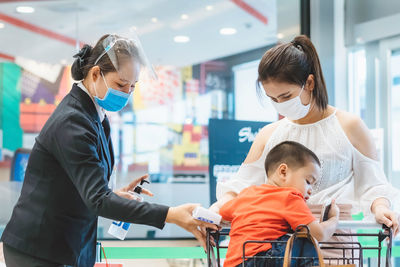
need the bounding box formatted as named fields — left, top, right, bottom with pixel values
left=210, top=191, right=238, bottom=212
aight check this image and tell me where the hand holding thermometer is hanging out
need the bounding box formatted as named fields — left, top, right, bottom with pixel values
left=192, top=206, right=222, bottom=225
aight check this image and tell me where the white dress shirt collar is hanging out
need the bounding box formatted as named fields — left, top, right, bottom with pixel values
left=77, top=82, right=106, bottom=122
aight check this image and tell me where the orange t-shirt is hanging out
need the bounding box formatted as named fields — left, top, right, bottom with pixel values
left=219, top=184, right=316, bottom=267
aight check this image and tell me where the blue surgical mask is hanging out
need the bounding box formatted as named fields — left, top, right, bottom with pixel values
left=94, top=73, right=131, bottom=112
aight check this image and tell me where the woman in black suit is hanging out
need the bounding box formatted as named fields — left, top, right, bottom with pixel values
left=1, top=34, right=216, bottom=267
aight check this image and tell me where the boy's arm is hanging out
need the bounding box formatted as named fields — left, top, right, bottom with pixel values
left=307, top=200, right=340, bottom=242
left=307, top=217, right=338, bottom=242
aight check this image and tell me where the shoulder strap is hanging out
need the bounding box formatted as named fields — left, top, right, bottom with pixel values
left=283, top=226, right=325, bottom=267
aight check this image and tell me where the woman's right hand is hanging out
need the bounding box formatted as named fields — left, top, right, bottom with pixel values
left=165, top=203, right=218, bottom=251
left=200, top=196, right=236, bottom=246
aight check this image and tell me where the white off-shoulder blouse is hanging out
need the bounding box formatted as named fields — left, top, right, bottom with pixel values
left=217, top=110, right=399, bottom=215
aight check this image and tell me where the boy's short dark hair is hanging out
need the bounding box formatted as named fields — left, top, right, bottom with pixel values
left=265, top=141, right=320, bottom=176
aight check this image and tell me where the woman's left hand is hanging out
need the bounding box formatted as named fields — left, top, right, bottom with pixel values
left=374, top=205, right=399, bottom=236
left=114, top=174, right=153, bottom=200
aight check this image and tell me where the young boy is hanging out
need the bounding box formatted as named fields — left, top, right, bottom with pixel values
left=219, top=141, right=339, bottom=267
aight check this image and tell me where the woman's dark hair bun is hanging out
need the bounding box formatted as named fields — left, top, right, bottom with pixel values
left=71, top=44, right=92, bottom=80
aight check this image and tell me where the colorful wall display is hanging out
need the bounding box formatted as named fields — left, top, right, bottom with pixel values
left=0, top=62, right=72, bottom=158
left=133, top=65, right=182, bottom=110
left=0, top=63, right=23, bottom=153
left=172, top=123, right=208, bottom=167
left=0, top=59, right=237, bottom=187
left=20, top=66, right=71, bottom=133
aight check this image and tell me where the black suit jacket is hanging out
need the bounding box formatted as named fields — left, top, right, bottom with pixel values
left=1, top=84, right=169, bottom=266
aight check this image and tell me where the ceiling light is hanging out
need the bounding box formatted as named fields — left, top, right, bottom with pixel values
left=206, top=5, right=213, bottom=11
left=219, top=28, right=237, bottom=35
left=151, top=17, right=158, bottom=23
left=16, top=6, right=35, bottom=13
left=0, top=23, right=5, bottom=29
left=130, top=26, right=137, bottom=32
left=174, top=35, right=190, bottom=43
left=181, top=14, right=189, bottom=20
left=277, top=33, right=284, bottom=39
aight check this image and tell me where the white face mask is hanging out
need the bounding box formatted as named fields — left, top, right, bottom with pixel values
left=271, top=85, right=311, bottom=120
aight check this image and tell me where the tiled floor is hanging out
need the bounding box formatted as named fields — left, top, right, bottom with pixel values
left=99, top=239, right=206, bottom=267
left=0, top=240, right=208, bottom=267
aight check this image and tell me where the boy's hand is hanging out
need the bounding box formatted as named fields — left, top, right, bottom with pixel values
left=328, top=199, right=339, bottom=220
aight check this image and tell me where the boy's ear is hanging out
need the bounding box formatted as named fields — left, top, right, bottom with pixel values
left=277, top=163, right=288, bottom=182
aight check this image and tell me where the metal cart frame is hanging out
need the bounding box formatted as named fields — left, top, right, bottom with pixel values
left=206, top=221, right=393, bottom=267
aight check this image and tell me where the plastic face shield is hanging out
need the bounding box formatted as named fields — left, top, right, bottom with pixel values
left=94, top=34, right=157, bottom=85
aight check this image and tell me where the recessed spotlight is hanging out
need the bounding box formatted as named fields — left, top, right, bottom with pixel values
left=16, top=6, right=35, bottom=13
left=174, top=35, right=190, bottom=43
left=181, top=14, right=189, bottom=20
left=0, top=23, right=5, bottom=29
left=130, top=26, right=137, bottom=32
left=151, top=17, right=158, bottom=23
left=277, top=33, right=284, bottom=39
left=219, top=28, right=237, bottom=35
left=206, top=5, right=213, bottom=11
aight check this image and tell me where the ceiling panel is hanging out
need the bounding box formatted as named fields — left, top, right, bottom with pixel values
left=0, top=0, right=299, bottom=66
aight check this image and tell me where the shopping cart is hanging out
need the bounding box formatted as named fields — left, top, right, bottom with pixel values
left=206, top=221, right=393, bottom=267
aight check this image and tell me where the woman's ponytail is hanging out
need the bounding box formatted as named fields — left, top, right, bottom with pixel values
left=291, top=35, right=327, bottom=109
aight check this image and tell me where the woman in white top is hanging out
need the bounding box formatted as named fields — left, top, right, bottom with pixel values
left=212, top=35, right=399, bottom=236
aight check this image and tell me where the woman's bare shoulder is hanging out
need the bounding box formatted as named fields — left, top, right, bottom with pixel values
left=243, top=120, right=282, bottom=164
left=335, top=109, right=378, bottom=160
left=335, top=109, right=361, bottom=127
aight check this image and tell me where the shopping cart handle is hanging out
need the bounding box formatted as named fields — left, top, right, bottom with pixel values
left=337, top=220, right=384, bottom=229
left=215, top=220, right=385, bottom=232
